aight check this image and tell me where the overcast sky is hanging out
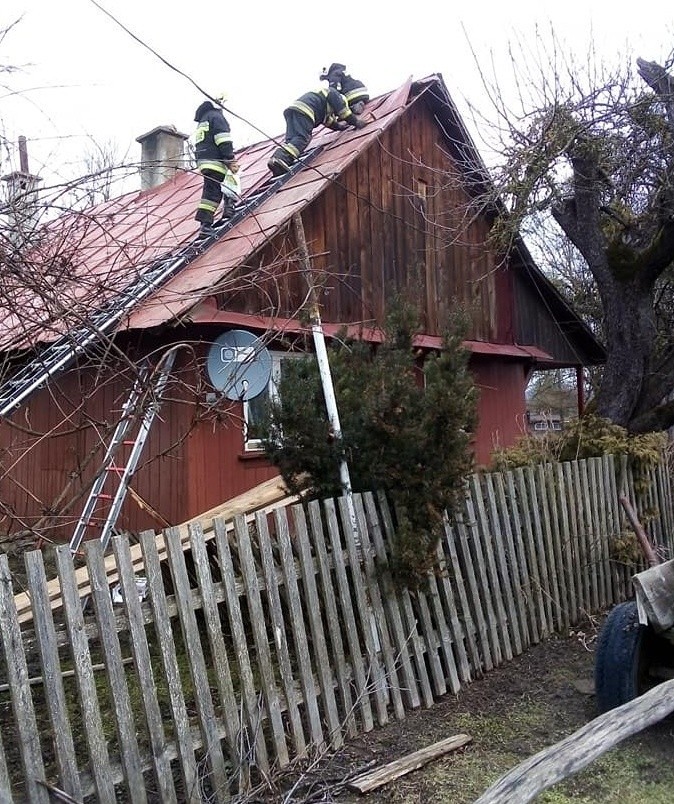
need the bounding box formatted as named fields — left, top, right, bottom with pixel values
left=2, top=0, right=673, bottom=194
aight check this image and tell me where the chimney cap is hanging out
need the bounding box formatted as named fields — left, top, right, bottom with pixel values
left=136, top=124, right=189, bottom=144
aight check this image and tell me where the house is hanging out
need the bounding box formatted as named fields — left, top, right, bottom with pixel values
left=0, top=74, right=604, bottom=544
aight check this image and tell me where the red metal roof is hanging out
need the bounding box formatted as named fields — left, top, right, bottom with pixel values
left=0, top=78, right=415, bottom=351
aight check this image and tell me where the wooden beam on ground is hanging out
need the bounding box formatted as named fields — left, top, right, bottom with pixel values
left=347, top=734, right=473, bottom=793
left=13, top=475, right=298, bottom=625
left=474, top=679, right=674, bottom=804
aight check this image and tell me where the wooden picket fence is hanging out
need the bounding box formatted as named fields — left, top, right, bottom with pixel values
left=0, top=454, right=672, bottom=802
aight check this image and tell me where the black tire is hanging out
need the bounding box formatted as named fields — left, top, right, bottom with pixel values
left=595, top=600, right=674, bottom=713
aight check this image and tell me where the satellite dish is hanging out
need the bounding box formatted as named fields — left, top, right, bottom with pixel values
left=206, top=330, right=272, bottom=401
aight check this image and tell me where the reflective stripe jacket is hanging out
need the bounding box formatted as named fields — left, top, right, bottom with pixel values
left=287, top=87, right=358, bottom=129
left=194, top=101, right=235, bottom=163
left=341, top=75, right=369, bottom=107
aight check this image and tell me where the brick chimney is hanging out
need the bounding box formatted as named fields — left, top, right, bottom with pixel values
left=135, top=125, right=189, bottom=190
left=1, top=135, right=42, bottom=241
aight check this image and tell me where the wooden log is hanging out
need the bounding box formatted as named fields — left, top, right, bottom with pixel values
left=347, top=733, right=472, bottom=793
left=474, top=678, right=674, bottom=804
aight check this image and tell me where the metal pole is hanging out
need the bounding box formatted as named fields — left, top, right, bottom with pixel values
left=292, top=213, right=359, bottom=541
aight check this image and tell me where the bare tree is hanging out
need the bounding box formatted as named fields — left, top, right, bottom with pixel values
left=479, top=41, right=674, bottom=432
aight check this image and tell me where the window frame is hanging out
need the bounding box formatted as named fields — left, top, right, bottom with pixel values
left=243, top=351, right=304, bottom=452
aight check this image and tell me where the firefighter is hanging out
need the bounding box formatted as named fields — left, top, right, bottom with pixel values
left=193, top=94, right=240, bottom=233
left=267, top=76, right=367, bottom=177
left=321, top=63, right=370, bottom=114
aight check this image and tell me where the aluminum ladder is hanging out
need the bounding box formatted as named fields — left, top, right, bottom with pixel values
left=0, top=145, right=324, bottom=417
left=69, top=347, right=178, bottom=555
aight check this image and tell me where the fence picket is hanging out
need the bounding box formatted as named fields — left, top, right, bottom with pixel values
left=491, top=473, right=528, bottom=651
left=579, top=461, right=600, bottom=613
left=554, top=463, right=577, bottom=625
left=464, top=490, right=504, bottom=664
left=536, top=465, right=563, bottom=631
left=483, top=473, right=522, bottom=656
left=211, top=519, right=270, bottom=774
left=440, top=516, right=481, bottom=678
left=139, top=530, right=201, bottom=801
left=351, top=496, right=407, bottom=718
left=0, top=726, right=12, bottom=802
left=24, top=551, right=82, bottom=801
left=86, top=540, right=148, bottom=803
left=375, top=496, right=435, bottom=707
left=55, top=544, right=116, bottom=803
left=233, top=515, right=290, bottom=765
left=504, top=472, right=537, bottom=645
left=165, top=527, right=230, bottom=801
left=514, top=468, right=548, bottom=640
left=0, top=556, right=49, bottom=804
left=291, top=504, right=345, bottom=743
left=307, top=500, right=358, bottom=735
left=367, top=493, right=422, bottom=707
left=110, top=536, right=178, bottom=804
left=254, top=510, right=308, bottom=756
left=273, top=508, right=325, bottom=748
left=323, top=498, right=376, bottom=728
left=523, top=467, right=554, bottom=635
left=593, top=458, right=613, bottom=608
left=454, top=508, right=493, bottom=672
left=186, top=523, right=243, bottom=779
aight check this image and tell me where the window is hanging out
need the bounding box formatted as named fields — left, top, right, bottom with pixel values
left=243, top=352, right=303, bottom=451
left=534, top=421, right=548, bottom=431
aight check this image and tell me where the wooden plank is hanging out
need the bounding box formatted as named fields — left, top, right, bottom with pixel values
left=523, top=467, right=554, bottom=634
left=110, top=536, right=178, bottom=804
left=534, top=465, right=562, bottom=630
left=515, top=468, right=548, bottom=640
left=463, top=491, right=503, bottom=665
left=291, top=504, right=345, bottom=744
left=338, top=496, right=390, bottom=725
left=367, top=493, right=422, bottom=708
left=433, top=535, right=471, bottom=685
left=474, top=676, right=674, bottom=804
left=420, top=564, right=460, bottom=695
left=233, top=515, right=289, bottom=764
left=24, top=551, right=83, bottom=801
left=454, top=508, right=493, bottom=672
left=347, top=733, right=473, bottom=793
left=307, top=500, right=358, bottom=737
left=595, top=457, right=614, bottom=608
left=573, top=461, right=593, bottom=613
left=13, top=475, right=297, bottom=625
left=377, top=496, right=434, bottom=708
left=583, top=460, right=601, bottom=611
left=274, top=507, right=325, bottom=748
left=563, top=462, right=587, bottom=617
left=0, top=556, right=49, bottom=804
left=440, top=515, right=481, bottom=678
left=470, top=475, right=512, bottom=661
left=553, top=463, right=577, bottom=625
left=55, top=545, right=115, bottom=804
left=254, top=510, right=307, bottom=756
left=355, top=497, right=407, bottom=717
left=185, top=524, right=243, bottom=777
left=604, top=455, right=625, bottom=603
left=212, top=519, right=270, bottom=773
left=493, top=473, right=529, bottom=651
left=323, top=497, right=375, bottom=731
left=338, top=495, right=389, bottom=726
left=86, top=540, right=148, bottom=804
left=483, top=473, right=521, bottom=656
left=139, top=530, right=200, bottom=802
left=166, top=526, right=230, bottom=800
left=505, top=471, right=538, bottom=645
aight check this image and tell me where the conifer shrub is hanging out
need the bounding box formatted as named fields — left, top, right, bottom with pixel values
left=259, top=301, right=478, bottom=587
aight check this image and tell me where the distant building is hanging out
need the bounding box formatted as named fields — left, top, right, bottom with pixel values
left=527, top=411, right=564, bottom=436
